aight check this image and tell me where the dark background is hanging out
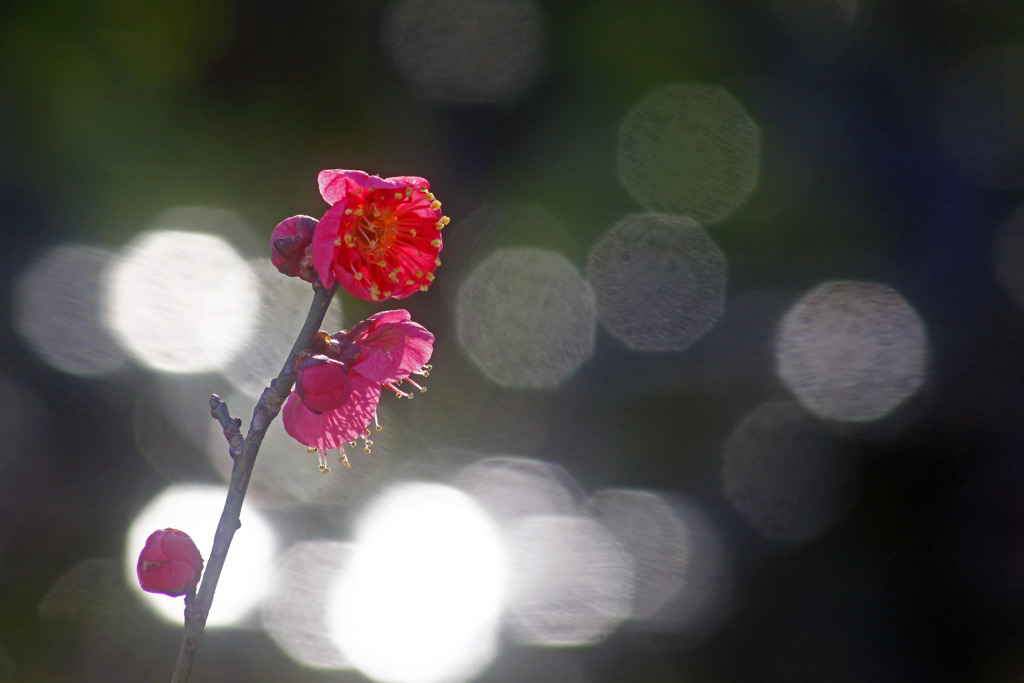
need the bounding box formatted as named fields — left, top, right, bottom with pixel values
left=2, top=0, right=1024, bottom=681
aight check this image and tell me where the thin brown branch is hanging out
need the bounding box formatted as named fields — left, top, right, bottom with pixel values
left=170, top=283, right=338, bottom=683
left=209, top=395, right=243, bottom=459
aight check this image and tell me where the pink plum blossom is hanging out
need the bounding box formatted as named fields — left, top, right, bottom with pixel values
left=282, top=310, right=434, bottom=471
left=137, top=528, right=204, bottom=597
left=312, top=169, right=449, bottom=301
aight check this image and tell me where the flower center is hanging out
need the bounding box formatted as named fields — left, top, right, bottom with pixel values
left=344, top=189, right=408, bottom=258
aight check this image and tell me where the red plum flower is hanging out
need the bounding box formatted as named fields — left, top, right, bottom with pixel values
left=270, top=215, right=319, bottom=282
left=137, top=528, right=204, bottom=597
left=282, top=309, right=434, bottom=471
left=312, top=169, right=449, bottom=301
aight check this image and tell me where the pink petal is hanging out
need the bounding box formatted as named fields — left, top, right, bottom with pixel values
left=311, top=204, right=344, bottom=287
left=318, top=169, right=369, bottom=205
left=354, top=319, right=434, bottom=384
left=297, top=359, right=353, bottom=413
left=364, top=309, right=412, bottom=326
left=383, top=175, right=431, bottom=190
left=282, top=380, right=381, bottom=450
left=318, top=169, right=432, bottom=205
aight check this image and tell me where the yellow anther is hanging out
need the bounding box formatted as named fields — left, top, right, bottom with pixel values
left=354, top=208, right=364, bottom=216
left=307, top=447, right=318, bottom=453
left=382, top=290, right=391, bottom=298
left=334, top=238, right=341, bottom=247
left=430, top=239, right=442, bottom=248
left=415, top=270, right=424, bottom=277
left=406, top=187, right=415, bottom=196
left=354, top=272, right=363, bottom=280
left=430, top=200, right=442, bottom=210
left=425, top=272, right=435, bottom=282
left=410, top=228, right=417, bottom=236
left=344, top=234, right=356, bottom=247
left=345, top=208, right=353, bottom=215
left=406, top=279, right=415, bottom=286
left=435, top=220, right=445, bottom=230
left=319, top=465, right=330, bottom=473
left=440, top=216, right=450, bottom=225
left=395, top=192, right=403, bottom=199
left=435, top=258, right=442, bottom=267
left=420, top=284, right=429, bottom=292
left=425, top=192, right=435, bottom=201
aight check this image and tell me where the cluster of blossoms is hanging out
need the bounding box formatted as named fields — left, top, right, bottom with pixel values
left=272, top=169, right=445, bottom=471
left=138, top=169, right=445, bottom=600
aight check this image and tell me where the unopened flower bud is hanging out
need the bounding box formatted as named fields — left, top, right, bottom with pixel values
left=136, top=528, right=204, bottom=597
left=271, top=215, right=318, bottom=282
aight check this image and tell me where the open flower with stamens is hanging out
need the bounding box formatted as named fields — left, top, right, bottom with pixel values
left=281, top=310, right=434, bottom=471
left=312, top=169, right=449, bottom=301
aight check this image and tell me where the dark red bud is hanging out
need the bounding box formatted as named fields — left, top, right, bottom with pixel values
left=136, top=528, right=204, bottom=597
left=270, top=215, right=318, bottom=282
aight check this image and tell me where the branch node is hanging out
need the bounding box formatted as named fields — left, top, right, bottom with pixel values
left=209, top=394, right=244, bottom=459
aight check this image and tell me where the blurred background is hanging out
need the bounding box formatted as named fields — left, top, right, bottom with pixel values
left=2, top=0, right=1024, bottom=681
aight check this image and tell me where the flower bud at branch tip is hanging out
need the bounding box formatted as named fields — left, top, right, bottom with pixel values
left=137, top=528, right=204, bottom=597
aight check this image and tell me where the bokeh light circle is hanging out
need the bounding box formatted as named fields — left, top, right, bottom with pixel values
left=263, top=541, right=352, bottom=670
left=774, top=280, right=928, bottom=422
left=456, top=247, right=597, bottom=389
left=382, top=0, right=545, bottom=104
left=14, top=244, right=128, bottom=376
left=505, top=515, right=633, bottom=645
left=104, top=230, right=258, bottom=373
left=327, top=483, right=505, bottom=683
left=589, top=489, right=732, bottom=640
left=587, top=213, right=727, bottom=351
left=722, top=400, right=859, bottom=542
left=618, top=83, right=761, bottom=224
left=454, top=456, right=583, bottom=526
left=222, top=259, right=342, bottom=397
left=124, top=484, right=276, bottom=626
